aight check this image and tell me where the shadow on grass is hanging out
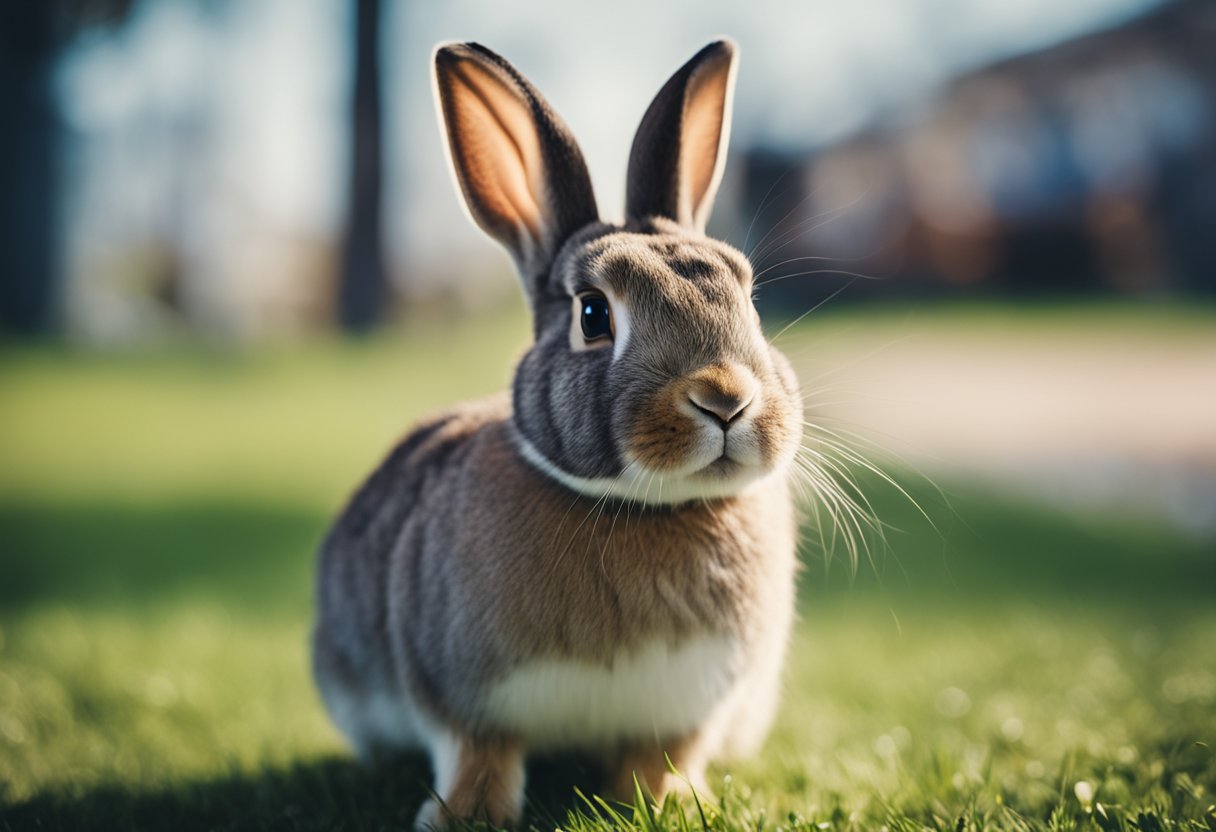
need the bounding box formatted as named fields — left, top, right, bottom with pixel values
left=0, top=499, right=329, bottom=616
left=0, top=479, right=1212, bottom=621
left=0, top=753, right=612, bottom=832
left=6, top=739, right=1215, bottom=832
left=0, top=756, right=429, bottom=832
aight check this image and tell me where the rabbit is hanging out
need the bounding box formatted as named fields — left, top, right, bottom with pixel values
left=312, top=38, right=804, bottom=830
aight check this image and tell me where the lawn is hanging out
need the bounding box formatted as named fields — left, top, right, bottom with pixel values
left=1, top=304, right=1214, bottom=831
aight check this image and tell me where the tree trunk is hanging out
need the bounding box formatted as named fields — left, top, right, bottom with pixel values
left=337, top=0, right=387, bottom=333
left=0, top=4, right=59, bottom=336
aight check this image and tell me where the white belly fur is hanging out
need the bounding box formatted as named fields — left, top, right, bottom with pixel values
left=479, top=635, right=740, bottom=749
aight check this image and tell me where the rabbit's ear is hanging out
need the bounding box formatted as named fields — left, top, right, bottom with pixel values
left=625, top=39, right=738, bottom=233
left=433, top=43, right=599, bottom=285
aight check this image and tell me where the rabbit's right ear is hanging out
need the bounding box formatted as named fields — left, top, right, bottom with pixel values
left=433, top=43, right=599, bottom=289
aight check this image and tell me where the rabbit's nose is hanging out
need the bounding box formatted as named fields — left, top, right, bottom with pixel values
left=687, top=365, right=759, bottom=429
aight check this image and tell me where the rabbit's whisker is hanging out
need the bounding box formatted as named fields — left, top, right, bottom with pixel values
left=801, top=446, right=892, bottom=547
left=752, top=255, right=844, bottom=282
left=791, top=451, right=869, bottom=571
left=758, top=267, right=883, bottom=290
left=550, top=484, right=595, bottom=561
left=798, top=333, right=917, bottom=383
left=601, top=464, right=650, bottom=571
left=744, top=183, right=823, bottom=262
left=586, top=464, right=635, bottom=560
left=748, top=184, right=872, bottom=268
left=740, top=167, right=794, bottom=254
left=804, top=422, right=951, bottom=538
left=769, top=278, right=858, bottom=344
left=747, top=186, right=856, bottom=266
left=554, top=463, right=635, bottom=574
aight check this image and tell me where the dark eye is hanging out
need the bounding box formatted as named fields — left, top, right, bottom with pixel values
left=579, top=293, right=613, bottom=341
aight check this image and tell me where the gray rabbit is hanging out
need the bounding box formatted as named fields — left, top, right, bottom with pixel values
left=313, top=39, right=804, bottom=829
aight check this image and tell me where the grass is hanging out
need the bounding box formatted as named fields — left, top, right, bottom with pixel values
left=1, top=304, right=1214, bottom=831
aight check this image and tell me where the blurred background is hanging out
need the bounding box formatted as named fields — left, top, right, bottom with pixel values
left=2, top=0, right=1213, bottom=530
left=4, top=0, right=1214, bottom=339
left=1, top=0, right=1214, bottom=828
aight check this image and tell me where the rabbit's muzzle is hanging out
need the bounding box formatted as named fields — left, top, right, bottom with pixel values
left=624, top=360, right=794, bottom=483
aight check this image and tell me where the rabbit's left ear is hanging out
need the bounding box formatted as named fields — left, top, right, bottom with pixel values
left=625, top=39, right=738, bottom=233
left=434, top=43, right=599, bottom=289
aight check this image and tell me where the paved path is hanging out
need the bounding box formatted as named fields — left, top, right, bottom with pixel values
left=790, top=314, right=1216, bottom=535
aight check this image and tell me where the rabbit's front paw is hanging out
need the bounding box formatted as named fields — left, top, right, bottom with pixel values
left=416, top=736, right=525, bottom=830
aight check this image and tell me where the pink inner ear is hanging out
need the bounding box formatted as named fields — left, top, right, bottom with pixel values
left=679, top=56, right=733, bottom=230
left=447, top=60, right=547, bottom=245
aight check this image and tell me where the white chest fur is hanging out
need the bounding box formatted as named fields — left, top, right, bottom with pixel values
left=479, top=635, right=739, bottom=749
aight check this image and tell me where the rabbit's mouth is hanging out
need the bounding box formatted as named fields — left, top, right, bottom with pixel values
left=696, top=455, right=745, bottom=479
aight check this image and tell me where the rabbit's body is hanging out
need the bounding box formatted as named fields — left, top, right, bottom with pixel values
left=313, top=39, right=804, bottom=828
left=315, top=393, right=796, bottom=759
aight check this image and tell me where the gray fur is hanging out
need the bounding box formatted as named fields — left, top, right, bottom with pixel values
left=313, top=39, right=804, bottom=829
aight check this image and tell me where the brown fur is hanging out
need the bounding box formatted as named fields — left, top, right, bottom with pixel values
left=608, top=733, right=705, bottom=802
left=313, top=39, right=803, bottom=830
left=315, top=395, right=798, bottom=823
left=417, top=736, right=526, bottom=828
left=369, top=395, right=797, bottom=718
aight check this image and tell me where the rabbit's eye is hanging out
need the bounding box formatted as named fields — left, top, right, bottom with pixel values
left=579, top=293, right=613, bottom=342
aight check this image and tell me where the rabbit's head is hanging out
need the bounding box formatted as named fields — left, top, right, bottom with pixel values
left=434, top=40, right=802, bottom=504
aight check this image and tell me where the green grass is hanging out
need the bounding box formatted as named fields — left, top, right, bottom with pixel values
left=1, top=304, right=1214, bottom=831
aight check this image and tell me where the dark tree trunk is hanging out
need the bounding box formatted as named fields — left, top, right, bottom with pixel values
left=0, top=4, right=60, bottom=336
left=338, top=0, right=387, bottom=333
